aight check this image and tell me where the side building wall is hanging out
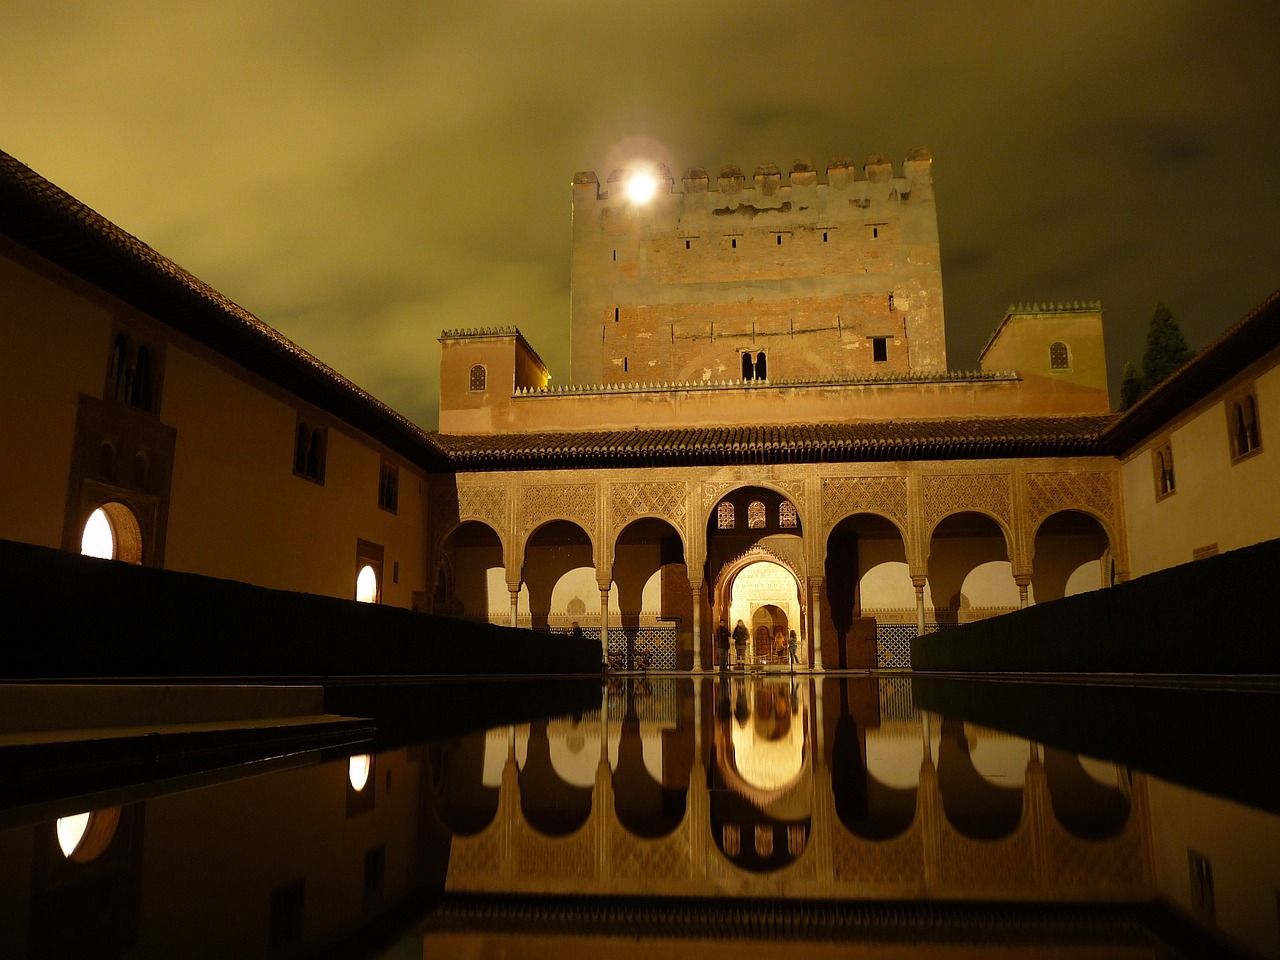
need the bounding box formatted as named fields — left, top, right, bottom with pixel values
left=0, top=238, right=431, bottom=609
left=1120, top=350, right=1280, bottom=577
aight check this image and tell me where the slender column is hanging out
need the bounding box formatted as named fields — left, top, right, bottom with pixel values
left=809, top=577, right=825, bottom=671
left=1015, top=575, right=1031, bottom=609
left=598, top=582, right=611, bottom=664
left=916, top=578, right=926, bottom=640
left=508, top=585, right=520, bottom=628
left=689, top=580, right=704, bottom=672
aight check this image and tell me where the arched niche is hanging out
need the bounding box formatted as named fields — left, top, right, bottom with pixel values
left=436, top=520, right=505, bottom=621
left=522, top=520, right=595, bottom=632
left=926, top=512, right=1015, bottom=628
left=824, top=512, right=911, bottom=666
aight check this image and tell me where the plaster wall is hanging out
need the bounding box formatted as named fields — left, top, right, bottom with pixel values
left=1120, top=359, right=1280, bottom=577
left=161, top=343, right=430, bottom=607
left=0, top=246, right=113, bottom=547
left=980, top=308, right=1109, bottom=395
left=1146, top=776, right=1280, bottom=960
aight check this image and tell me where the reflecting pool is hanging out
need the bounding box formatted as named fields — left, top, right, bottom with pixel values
left=2, top=674, right=1277, bottom=959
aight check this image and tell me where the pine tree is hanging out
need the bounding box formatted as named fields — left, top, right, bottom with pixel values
left=1119, top=361, right=1142, bottom=410
left=1139, top=302, right=1194, bottom=395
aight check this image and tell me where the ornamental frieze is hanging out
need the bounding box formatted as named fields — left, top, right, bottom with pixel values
left=922, top=473, right=1012, bottom=529
left=521, top=482, right=597, bottom=534
left=454, top=484, right=508, bottom=531
left=1023, top=471, right=1116, bottom=528
left=610, top=480, right=688, bottom=532
left=821, top=476, right=909, bottom=531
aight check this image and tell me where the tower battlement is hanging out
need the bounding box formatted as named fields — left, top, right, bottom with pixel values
left=572, top=148, right=933, bottom=202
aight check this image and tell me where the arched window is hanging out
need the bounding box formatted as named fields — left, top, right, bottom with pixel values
left=1230, top=393, right=1262, bottom=459
left=1049, top=341, right=1070, bottom=370
left=717, top=501, right=735, bottom=529
left=356, top=563, right=379, bottom=603
left=779, top=500, right=798, bottom=528
left=469, top=364, right=487, bottom=392
left=741, top=353, right=754, bottom=381
left=98, top=442, right=116, bottom=482
left=1153, top=441, right=1175, bottom=499
left=80, top=503, right=143, bottom=563
left=131, top=346, right=153, bottom=410
left=755, top=352, right=767, bottom=380
left=748, top=500, right=766, bottom=529
left=109, top=334, right=130, bottom=402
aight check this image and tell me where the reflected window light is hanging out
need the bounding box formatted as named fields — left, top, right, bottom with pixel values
left=349, top=754, right=372, bottom=792
left=80, top=508, right=114, bottom=559
left=355, top=564, right=378, bottom=603
left=56, top=812, right=91, bottom=858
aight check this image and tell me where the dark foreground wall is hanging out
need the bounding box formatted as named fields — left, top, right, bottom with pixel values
left=912, top=536, right=1279, bottom=673
left=0, top=539, right=601, bottom=679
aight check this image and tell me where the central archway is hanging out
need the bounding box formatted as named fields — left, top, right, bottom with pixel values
left=714, top=550, right=805, bottom=666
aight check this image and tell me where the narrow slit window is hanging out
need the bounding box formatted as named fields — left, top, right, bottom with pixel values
left=822, top=231, right=828, bottom=242
left=755, top=352, right=767, bottom=380
left=776, top=234, right=782, bottom=245
left=873, top=227, right=879, bottom=238
left=731, top=237, right=737, bottom=249
left=685, top=239, right=690, bottom=249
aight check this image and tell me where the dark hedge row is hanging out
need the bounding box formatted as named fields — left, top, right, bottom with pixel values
left=0, top=539, right=601, bottom=679
left=912, top=536, right=1279, bottom=674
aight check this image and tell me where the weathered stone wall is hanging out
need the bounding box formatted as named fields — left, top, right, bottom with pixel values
left=570, top=151, right=945, bottom=386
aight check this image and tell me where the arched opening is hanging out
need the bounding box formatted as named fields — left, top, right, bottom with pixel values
left=56, top=807, right=121, bottom=863
left=437, top=521, right=505, bottom=622
left=428, top=729, right=501, bottom=836
left=519, top=718, right=593, bottom=836
left=355, top=564, right=379, bottom=603
left=80, top=503, right=143, bottom=564
left=612, top=517, right=688, bottom=670
left=709, top=677, right=811, bottom=872
left=131, top=345, right=152, bottom=411
left=755, top=352, right=767, bottom=380
left=936, top=720, right=1025, bottom=840
left=706, top=485, right=806, bottom=665
left=1031, top=510, right=1111, bottom=603
left=741, top=353, right=753, bottom=381
left=724, top=561, right=803, bottom=665
left=825, top=513, right=911, bottom=668
left=1043, top=748, right=1131, bottom=840
left=927, top=512, right=1015, bottom=628
left=612, top=678, right=690, bottom=839
left=523, top=520, right=594, bottom=633
left=109, top=334, right=130, bottom=402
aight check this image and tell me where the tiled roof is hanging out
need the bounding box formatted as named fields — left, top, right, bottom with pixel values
left=432, top=415, right=1117, bottom=470
left=0, top=148, right=450, bottom=472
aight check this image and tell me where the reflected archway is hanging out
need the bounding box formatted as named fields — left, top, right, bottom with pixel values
left=936, top=720, right=1025, bottom=840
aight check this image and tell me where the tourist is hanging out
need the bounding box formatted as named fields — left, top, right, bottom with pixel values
left=716, top=620, right=731, bottom=670
left=570, top=621, right=584, bottom=639
left=732, top=619, right=749, bottom=667
left=788, top=630, right=800, bottom=669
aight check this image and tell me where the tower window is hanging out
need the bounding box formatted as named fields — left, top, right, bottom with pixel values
left=469, top=364, right=487, bottom=391
left=873, top=227, right=879, bottom=238
left=717, top=501, right=735, bottom=529
left=623, top=357, right=629, bottom=372
left=888, top=293, right=895, bottom=312
left=731, top=237, right=737, bottom=249
left=872, top=338, right=888, bottom=362
left=685, top=239, right=691, bottom=249
left=755, top=352, right=767, bottom=380
left=823, top=231, right=828, bottom=242
left=742, top=353, right=754, bottom=381
left=1049, top=341, right=1070, bottom=370
left=612, top=249, right=616, bottom=261
left=776, top=234, right=782, bottom=245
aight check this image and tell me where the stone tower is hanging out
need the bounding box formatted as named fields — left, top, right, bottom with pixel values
left=570, top=149, right=946, bottom=386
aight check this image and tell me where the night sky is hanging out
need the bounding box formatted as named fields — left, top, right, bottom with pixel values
left=4, top=2, right=1278, bottom=428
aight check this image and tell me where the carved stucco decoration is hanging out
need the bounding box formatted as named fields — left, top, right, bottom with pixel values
left=609, top=829, right=693, bottom=881
left=922, top=473, right=1012, bottom=531
left=1023, top=470, right=1117, bottom=531
left=934, top=818, right=1037, bottom=888
left=454, top=484, right=508, bottom=532
left=446, top=826, right=503, bottom=880
left=521, top=483, right=597, bottom=536
left=828, top=823, right=925, bottom=887
left=821, top=476, right=909, bottom=533
left=701, top=478, right=807, bottom=522
left=610, top=480, right=688, bottom=534
left=513, top=818, right=597, bottom=878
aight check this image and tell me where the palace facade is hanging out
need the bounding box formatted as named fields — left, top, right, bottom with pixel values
left=2, top=145, right=1276, bottom=671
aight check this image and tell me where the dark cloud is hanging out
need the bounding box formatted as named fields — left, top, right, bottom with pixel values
left=2, top=0, right=1277, bottom=425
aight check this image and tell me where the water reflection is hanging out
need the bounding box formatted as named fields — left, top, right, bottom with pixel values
left=2, top=676, right=1277, bottom=958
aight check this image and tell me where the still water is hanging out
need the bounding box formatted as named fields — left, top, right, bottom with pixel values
left=3, top=674, right=1278, bottom=959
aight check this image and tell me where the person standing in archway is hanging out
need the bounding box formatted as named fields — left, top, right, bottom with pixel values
left=788, top=629, right=800, bottom=670
left=732, top=619, right=749, bottom=668
left=716, top=620, right=731, bottom=670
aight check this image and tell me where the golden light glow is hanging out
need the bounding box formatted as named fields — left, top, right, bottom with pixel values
left=355, top=564, right=378, bottom=603
left=80, top=507, right=114, bottom=559
left=625, top=171, right=657, bottom=204
left=348, top=754, right=372, bottom=791
left=56, top=812, right=91, bottom=857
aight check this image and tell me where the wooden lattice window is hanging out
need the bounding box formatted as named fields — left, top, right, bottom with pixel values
left=469, top=364, right=487, bottom=392
left=717, top=501, right=735, bottom=529
left=748, top=501, right=766, bottom=529
left=1049, top=341, right=1070, bottom=370
left=778, top=500, right=798, bottom=528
